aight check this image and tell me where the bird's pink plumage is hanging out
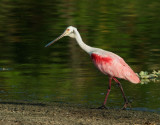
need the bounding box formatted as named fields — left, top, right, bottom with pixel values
left=91, top=53, right=140, bottom=84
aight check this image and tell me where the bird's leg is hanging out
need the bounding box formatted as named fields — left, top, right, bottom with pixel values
left=98, top=77, right=112, bottom=109
left=113, top=78, right=131, bottom=110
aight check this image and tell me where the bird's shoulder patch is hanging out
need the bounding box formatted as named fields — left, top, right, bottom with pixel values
left=91, top=53, right=113, bottom=64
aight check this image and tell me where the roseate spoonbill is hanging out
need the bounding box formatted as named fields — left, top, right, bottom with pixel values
left=45, top=26, right=140, bottom=109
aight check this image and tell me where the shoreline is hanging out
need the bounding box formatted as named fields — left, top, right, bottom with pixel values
left=0, top=101, right=159, bottom=125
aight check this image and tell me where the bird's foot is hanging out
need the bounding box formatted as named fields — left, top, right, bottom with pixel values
left=121, top=102, right=131, bottom=110
left=97, top=105, right=108, bottom=109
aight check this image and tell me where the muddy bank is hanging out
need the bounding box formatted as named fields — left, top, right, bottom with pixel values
left=0, top=101, right=159, bottom=125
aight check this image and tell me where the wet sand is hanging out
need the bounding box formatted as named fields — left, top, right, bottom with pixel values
left=0, top=101, right=159, bottom=125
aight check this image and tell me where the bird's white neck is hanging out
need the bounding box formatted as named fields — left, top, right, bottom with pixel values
left=73, top=28, right=93, bottom=54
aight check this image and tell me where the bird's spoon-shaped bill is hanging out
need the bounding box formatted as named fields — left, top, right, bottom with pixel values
left=45, top=30, right=67, bottom=47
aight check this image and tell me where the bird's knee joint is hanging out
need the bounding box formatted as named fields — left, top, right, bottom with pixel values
left=107, top=89, right=111, bottom=92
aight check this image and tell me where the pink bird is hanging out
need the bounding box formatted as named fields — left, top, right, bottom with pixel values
left=45, top=26, right=140, bottom=109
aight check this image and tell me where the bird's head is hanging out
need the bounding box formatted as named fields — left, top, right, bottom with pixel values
left=45, top=26, right=76, bottom=47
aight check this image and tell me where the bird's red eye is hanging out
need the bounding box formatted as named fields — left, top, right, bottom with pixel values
left=67, top=29, right=70, bottom=31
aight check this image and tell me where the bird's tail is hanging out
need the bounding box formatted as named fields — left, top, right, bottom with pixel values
left=126, top=73, right=140, bottom=84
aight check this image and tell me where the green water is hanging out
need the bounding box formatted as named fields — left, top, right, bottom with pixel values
left=0, top=0, right=160, bottom=113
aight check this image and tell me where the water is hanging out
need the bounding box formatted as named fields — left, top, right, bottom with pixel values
left=0, top=0, right=160, bottom=113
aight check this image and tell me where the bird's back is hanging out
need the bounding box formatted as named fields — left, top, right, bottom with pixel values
left=90, top=49, right=140, bottom=84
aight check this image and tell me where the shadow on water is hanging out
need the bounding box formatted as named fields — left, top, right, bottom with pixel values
left=0, top=101, right=46, bottom=107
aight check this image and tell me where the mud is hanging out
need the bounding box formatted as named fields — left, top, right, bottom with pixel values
left=0, top=101, right=159, bottom=125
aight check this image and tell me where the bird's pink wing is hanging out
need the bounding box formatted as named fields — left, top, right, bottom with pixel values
left=91, top=52, right=140, bottom=84
left=116, top=57, right=140, bottom=83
